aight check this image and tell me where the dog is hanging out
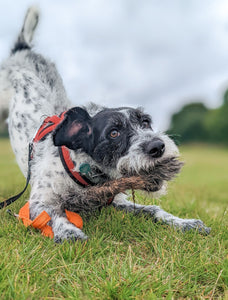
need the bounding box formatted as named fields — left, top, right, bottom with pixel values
left=0, top=7, right=210, bottom=242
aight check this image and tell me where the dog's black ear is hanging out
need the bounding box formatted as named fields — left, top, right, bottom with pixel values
left=53, top=107, right=93, bottom=151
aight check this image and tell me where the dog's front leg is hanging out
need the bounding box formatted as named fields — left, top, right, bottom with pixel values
left=112, top=194, right=211, bottom=234
left=29, top=184, right=88, bottom=242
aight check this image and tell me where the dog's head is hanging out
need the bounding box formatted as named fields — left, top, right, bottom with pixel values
left=53, top=105, right=180, bottom=194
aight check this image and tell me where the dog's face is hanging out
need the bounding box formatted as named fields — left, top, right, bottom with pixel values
left=53, top=106, right=179, bottom=191
left=91, top=108, right=153, bottom=167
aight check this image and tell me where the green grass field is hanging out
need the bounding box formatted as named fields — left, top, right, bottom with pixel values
left=0, top=139, right=227, bottom=299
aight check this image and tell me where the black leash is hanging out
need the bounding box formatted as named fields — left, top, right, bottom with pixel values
left=0, top=143, right=33, bottom=209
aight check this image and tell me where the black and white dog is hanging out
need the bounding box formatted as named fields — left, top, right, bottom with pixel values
left=0, top=7, right=210, bottom=242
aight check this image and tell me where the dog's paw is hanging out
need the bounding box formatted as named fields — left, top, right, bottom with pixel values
left=175, top=218, right=211, bottom=235
left=54, top=226, right=88, bottom=243
left=52, top=218, right=88, bottom=243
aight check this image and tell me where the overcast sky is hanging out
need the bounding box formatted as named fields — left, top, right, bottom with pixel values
left=1, top=0, right=228, bottom=130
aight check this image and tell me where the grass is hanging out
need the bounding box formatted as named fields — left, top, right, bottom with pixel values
left=0, top=139, right=227, bottom=299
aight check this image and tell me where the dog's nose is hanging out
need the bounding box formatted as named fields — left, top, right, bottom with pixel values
left=144, top=139, right=165, bottom=158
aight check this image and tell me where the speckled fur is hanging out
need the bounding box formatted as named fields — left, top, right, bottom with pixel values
left=0, top=7, right=210, bottom=242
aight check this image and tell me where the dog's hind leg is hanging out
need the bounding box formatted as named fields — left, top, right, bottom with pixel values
left=112, top=194, right=211, bottom=234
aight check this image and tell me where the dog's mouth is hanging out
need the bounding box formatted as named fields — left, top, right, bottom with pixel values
left=119, top=156, right=184, bottom=192
left=83, top=157, right=183, bottom=207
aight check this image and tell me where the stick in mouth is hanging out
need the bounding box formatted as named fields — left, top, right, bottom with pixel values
left=85, top=157, right=184, bottom=204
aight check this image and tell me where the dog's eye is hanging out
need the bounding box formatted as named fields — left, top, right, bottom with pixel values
left=110, top=130, right=120, bottom=139
left=142, top=120, right=150, bottom=129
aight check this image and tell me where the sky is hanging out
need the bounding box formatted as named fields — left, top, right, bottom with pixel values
left=1, top=0, right=228, bottom=130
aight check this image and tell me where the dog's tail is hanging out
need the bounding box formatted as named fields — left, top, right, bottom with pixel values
left=11, top=6, right=39, bottom=54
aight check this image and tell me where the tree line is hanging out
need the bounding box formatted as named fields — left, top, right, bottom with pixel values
left=167, top=89, right=228, bottom=145
left=1, top=90, right=228, bottom=144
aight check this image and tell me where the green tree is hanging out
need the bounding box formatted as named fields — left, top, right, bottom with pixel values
left=204, top=93, right=228, bottom=144
left=167, top=102, right=209, bottom=143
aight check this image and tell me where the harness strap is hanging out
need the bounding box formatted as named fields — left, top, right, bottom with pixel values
left=33, top=112, right=66, bottom=143
left=58, top=146, right=95, bottom=187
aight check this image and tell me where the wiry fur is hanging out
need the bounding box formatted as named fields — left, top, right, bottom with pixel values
left=0, top=7, right=210, bottom=242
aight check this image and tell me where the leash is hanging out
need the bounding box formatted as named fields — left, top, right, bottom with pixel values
left=0, top=110, right=114, bottom=210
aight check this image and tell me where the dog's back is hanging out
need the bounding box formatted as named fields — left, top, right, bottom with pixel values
left=0, top=7, right=71, bottom=175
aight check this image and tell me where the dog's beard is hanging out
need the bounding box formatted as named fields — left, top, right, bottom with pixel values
left=119, top=156, right=184, bottom=192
